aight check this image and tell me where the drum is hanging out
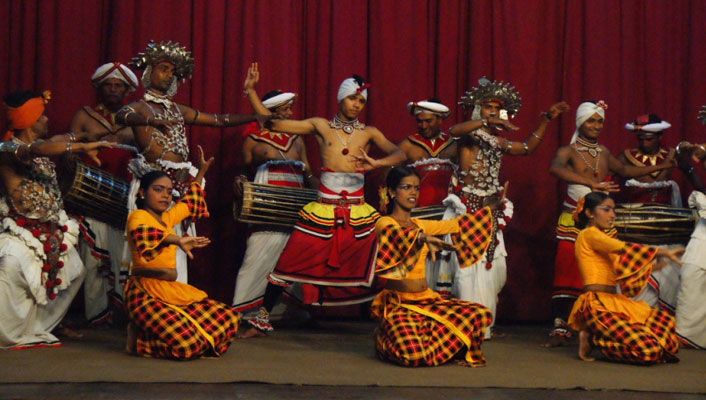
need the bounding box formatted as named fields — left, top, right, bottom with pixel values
left=614, top=203, right=697, bottom=245
left=60, top=160, right=129, bottom=229
left=234, top=181, right=318, bottom=227
left=410, top=205, right=447, bottom=220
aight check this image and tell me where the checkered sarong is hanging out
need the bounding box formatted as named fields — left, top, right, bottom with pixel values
left=582, top=302, right=679, bottom=364
left=125, top=279, right=239, bottom=360
left=373, top=294, right=491, bottom=367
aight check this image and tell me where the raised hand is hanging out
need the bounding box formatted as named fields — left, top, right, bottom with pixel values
left=546, top=101, right=570, bottom=120
left=244, top=62, right=260, bottom=91
left=590, top=180, right=620, bottom=193
left=178, top=236, right=211, bottom=259
left=81, top=141, right=116, bottom=166
left=489, top=117, right=519, bottom=131
left=196, top=145, right=215, bottom=177
left=351, top=147, right=382, bottom=172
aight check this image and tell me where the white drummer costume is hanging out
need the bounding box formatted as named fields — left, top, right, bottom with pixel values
left=0, top=94, right=84, bottom=349
left=404, top=100, right=458, bottom=298
left=76, top=62, right=138, bottom=325
left=232, top=91, right=306, bottom=313
left=620, top=115, right=681, bottom=315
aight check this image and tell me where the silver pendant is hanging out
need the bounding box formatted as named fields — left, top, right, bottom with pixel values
left=342, top=124, right=354, bottom=134
left=588, top=148, right=598, bottom=158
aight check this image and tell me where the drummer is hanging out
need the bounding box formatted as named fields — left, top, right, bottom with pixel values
left=616, top=113, right=701, bottom=314
left=231, top=63, right=317, bottom=318
left=546, top=101, right=676, bottom=346
left=395, top=98, right=457, bottom=297
left=115, top=41, right=268, bottom=284
left=238, top=74, right=405, bottom=337
left=0, top=89, right=114, bottom=349
left=69, top=62, right=139, bottom=326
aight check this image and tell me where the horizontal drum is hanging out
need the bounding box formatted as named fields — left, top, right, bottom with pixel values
left=60, top=160, right=129, bottom=229
left=613, top=203, right=697, bottom=245
left=234, top=181, right=318, bottom=227
left=410, top=205, right=447, bottom=221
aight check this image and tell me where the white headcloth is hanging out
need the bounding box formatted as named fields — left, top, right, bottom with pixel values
left=407, top=100, right=450, bottom=119
left=91, top=62, right=139, bottom=93
left=337, top=77, right=369, bottom=103
left=571, top=101, right=607, bottom=144
left=262, top=92, right=296, bottom=110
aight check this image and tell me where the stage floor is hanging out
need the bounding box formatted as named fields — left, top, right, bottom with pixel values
left=1, top=321, right=704, bottom=399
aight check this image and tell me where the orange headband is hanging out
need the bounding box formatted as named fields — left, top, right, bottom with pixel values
left=3, top=91, right=50, bottom=141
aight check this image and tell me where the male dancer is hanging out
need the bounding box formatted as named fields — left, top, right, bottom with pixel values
left=547, top=101, right=674, bottom=346
left=232, top=63, right=316, bottom=315
left=443, top=77, right=569, bottom=338
left=70, top=62, right=138, bottom=325
left=116, top=41, right=266, bottom=283
left=240, top=75, right=405, bottom=336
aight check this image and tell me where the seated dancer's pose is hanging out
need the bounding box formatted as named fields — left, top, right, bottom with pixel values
left=568, top=192, right=682, bottom=364
left=372, top=167, right=494, bottom=367
left=0, top=90, right=113, bottom=349
left=239, top=75, right=405, bottom=336
left=124, top=147, right=239, bottom=360
left=70, top=62, right=139, bottom=325
left=232, top=63, right=317, bottom=314
left=443, top=77, right=569, bottom=338
left=617, top=113, right=700, bottom=315
left=396, top=99, right=457, bottom=297
left=116, top=41, right=265, bottom=283
left=547, top=101, right=674, bottom=346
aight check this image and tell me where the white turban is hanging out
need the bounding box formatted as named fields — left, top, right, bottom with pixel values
left=262, top=92, right=296, bottom=110
left=571, top=101, right=607, bottom=144
left=407, top=100, right=450, bottom=119
left=337, top=77, right=369, bottom=103
left=91, top=62, right=139, bottom=93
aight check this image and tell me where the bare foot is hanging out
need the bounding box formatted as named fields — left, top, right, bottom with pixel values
left=125, top=322, right=137, bottom=354
left=54, top=324, right=83, bottom=339
left=237, top=326, right=267, bottom=339
left=578, top=330, right=595, bottom=361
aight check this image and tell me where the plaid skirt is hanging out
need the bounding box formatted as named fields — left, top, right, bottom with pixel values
left=374, top=297, right=491, bottom=367
left=125, top=279, right=239, bottom=360
left=581, top=301, right=679, bottom=365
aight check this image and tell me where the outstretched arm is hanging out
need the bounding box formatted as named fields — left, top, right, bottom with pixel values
left=352, top=127, right=406, bottom=171
left=178, top=104, right=266, bottom=128
left=548, top=146, right=619, bottom=192
left=607, top=151, right=673, bottom=178
left=268, top=118, right=320, bottom=136
left=503, top=102, right=570, bottom=156
left=448, top=117, right=519, bottom=138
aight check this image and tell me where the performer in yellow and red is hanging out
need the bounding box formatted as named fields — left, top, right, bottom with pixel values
left=124, top=146, right=239, bottom=360
left=372, top=166, right=495, bottom=367
left=569, top=191, right=682, bottom=364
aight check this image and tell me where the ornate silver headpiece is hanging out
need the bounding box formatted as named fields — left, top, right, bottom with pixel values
left=698, top=104, right=706, bottom=125
left=130, top=41, right=195, bottom=82
left=459, top=77, right=522, bottom=117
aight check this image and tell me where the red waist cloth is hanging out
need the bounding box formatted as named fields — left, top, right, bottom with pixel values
left=265, top=163, right=304, bottom=187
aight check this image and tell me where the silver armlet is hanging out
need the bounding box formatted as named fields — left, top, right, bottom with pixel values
left=522, top=142, right=529, bottom=155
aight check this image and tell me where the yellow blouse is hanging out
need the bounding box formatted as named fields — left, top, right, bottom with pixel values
left=126, top=182, right=209, bottom=306
left=574, top=226, right=625, bottom=287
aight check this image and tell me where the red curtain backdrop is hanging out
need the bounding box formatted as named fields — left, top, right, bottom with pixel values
left=2, top=0, right=704, bottom=320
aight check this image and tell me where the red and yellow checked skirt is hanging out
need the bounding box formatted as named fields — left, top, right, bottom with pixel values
left=125, top=279, right=239, bottom=360
left=372, top=291, right=492, bottom=367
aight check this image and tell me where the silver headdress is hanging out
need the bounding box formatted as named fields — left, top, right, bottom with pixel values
left=459, top=77, right=522, bottom=118
left=698, top=104, right=706, bottom=125
left=130, top=41, right=195, bottom=82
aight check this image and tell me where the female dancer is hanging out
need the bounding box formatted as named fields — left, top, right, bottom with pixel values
left=124, top=146, right=239, bottom=359
left=569, top=191, right=682, bottom=364
left=371, top=166, right=498, bottom=367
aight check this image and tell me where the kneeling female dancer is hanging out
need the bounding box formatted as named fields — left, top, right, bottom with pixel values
left=569, top=191, right=682, bottom=364
left=371, top=166, right=501, bottom=367
left=125, top=146, right=239, bottom=360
